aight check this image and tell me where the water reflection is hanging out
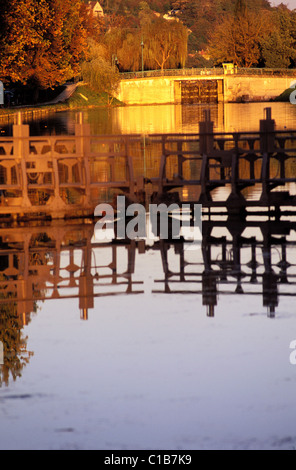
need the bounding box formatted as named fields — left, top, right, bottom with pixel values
left=71, top=102, right=296, bottom=134
left=0, top=218, right=295, bottom=386
left=154, top=220, right=296, bottom=318
left=1, top=102, right=296, bottom=137
left=1, top=109, right=296, bottom=222
left=112, top=102, right=296, bottom=133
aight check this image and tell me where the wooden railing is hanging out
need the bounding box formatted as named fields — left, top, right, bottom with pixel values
left=0, top=116, right=144, bottom=219
left=153, top=109, right=296, bottom=210
left=0, top=109, right=295, bottom=221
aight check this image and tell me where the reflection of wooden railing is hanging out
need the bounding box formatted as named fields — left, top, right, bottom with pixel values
left=1, top=109, right=296, bottom=220
left=0, top=224, right=144, bottom=324
left=153, top=219, right=296, bottom=318
left=0, top=220, right=295, bottom=324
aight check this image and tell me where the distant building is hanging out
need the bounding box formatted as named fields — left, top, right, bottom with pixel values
left=163, top=9, right=181, bottom=21
left=222, top=63, right=238, bottom=75
left=163, top=13, right=180, bottom=21
left=199, top=49, right=211, bottom=61
left=88, top=1, right=104, bottom=17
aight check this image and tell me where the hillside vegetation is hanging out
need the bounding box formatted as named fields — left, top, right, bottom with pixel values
left=1, top=0, right=296, bottom=107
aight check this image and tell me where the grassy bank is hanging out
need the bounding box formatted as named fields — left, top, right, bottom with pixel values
left=275, top=86, right=295, bottom=102
left=0, top=85, right=123, bottom=119
left=64, top=85, right=123, bottom=108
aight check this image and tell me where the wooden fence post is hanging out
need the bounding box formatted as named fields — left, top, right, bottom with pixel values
left=260, top=107, right=275, bottom=203
left=75, top=112, right=92, bottom=207
left=13, top=112, right=31, bottom=208
left=199, top=109, right=214, bottom=203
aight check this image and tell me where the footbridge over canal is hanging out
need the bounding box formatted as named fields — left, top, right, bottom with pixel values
left=116, top=68, right=296, bottom=105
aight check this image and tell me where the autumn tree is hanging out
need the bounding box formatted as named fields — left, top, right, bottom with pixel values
left=170, top=0, right=272, bottom=53
left=208, top=6, right=268, bottom=67
left=0, top=0, right=52, bottom=84
left=261, top=5, right=296, bottom=68
left=42, top=0, right=90, bottom=87
left=142, top=17, right=188, bottom=71
left=0, top=0, right=93, bottom=93
left=117, top=32, right=143, bottom=72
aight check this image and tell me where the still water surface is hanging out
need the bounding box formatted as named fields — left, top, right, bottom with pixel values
left=0, top=102, right=296, bottom=450
left=2, top=101, right=296, bottom=135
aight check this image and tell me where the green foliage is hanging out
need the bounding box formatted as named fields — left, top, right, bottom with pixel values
left=207, top=1, right=296, bottom=69
left=275, top=85, right=296, bottom=102
left=208, top=8, right=266, bottom=67
left=261, top=6, right=296, bottom=68
left=66, top=85, right=114, bottom=107
left=262, top=32, right=294, bottom=68
left=102, top=0, right=169, bottom=15
left=81, top=40, right=121, bottom=104
left=104, top=15, right=188, bottom=72
left=142, top=18, right=188, bottom=70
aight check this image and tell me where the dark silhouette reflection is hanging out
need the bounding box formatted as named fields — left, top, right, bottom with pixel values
left=153, top=219, right=295, bottom=318
left=0, top=218, right=295, bottom=384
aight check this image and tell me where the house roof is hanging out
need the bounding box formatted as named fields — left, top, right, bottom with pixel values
left=89, top=1, right=103, bottom=9
left=88, top=1, right=104, bottom=14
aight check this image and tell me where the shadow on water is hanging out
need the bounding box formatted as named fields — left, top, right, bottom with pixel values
left=0, top=215, right=295, bottom=386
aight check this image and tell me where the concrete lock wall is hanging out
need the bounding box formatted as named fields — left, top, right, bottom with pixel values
left=117, top=77, right=176, bottom=105
left=116, top=75, right=293, bottom=105
left=116, top=76, right=224, bottom=105
left=223, top=76, right=293, bottom=102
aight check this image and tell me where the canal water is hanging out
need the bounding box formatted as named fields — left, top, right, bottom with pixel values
left=2, top=101, right=296, bottom=136
left=0, top=102, right=296, bottom=450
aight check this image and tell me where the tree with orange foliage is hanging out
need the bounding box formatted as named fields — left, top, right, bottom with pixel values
left=0, top=0, right=93, bottom=93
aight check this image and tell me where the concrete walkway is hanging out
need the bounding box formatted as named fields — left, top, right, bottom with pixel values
left=42, top=82, right=81, bottom=105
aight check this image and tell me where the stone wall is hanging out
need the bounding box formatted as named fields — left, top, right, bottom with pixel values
left=224, top=76, right=292, bottom=102
left=116, top=74, right=293, bottom=105
left=117, top=77, right=176, bottom=105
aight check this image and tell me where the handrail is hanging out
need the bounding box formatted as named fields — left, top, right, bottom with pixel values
left=119, top=67, right=296, bottom=80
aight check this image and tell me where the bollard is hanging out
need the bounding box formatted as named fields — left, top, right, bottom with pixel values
left=260, top=107, right=275, bottom=154
left=199, top=109, right=214, bottom=155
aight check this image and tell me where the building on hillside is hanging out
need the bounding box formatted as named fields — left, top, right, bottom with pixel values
left=163, top=13, right=180, bottom=21
left=88, top=1, right=104, bottom=17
